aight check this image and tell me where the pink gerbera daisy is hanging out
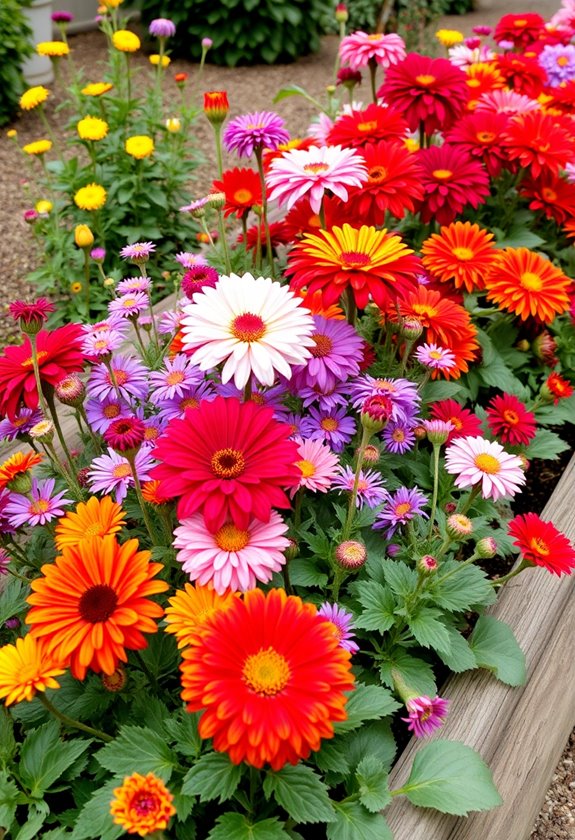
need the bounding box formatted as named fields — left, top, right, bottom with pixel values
left=292, top=436, right=339, bottom=494
left=444, top=435, right=525, bottom=501
left=339, top=31, right=406, bottom=72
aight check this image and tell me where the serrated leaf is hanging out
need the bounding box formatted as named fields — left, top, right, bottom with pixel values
left=21, top=732, right=92, bottom=798
left=420, top=380, right=463, bottom=403
left=343, top=721, right=397, bottom=773
left=469, top=615, right=526, bottom=686
left=0, top=708, right=16, bottom=766
left=354, top=581, right=395, bottom=632
left=288, top=558, right=328, bottom=588
left=379, top=651, right=437, bottom=697
left=208, top=812, right=289, bottom=839
left=525, top=428, right=570, bottom=460
left=164, top=711, right=202, bottom=759
left=381, top=560, right=419, bottom=597
left=263, top=764, right=335, bottom=824
left=408, top=607, right=452, bottom=654
left=181, top=752, right=242, bottom=803
left=327, top=801, right=392, bottom=840
left=96, top=725, right=178, bottom=782
left=437, top=626, right=477, bottom=673
left=71, top=781, right=124, bottom=840
left=0, top=577, right=29, bottom=625
left=401, top=740, right=503, bottom=816
left=13, top=803, right=48, bottom=840
left=432, top=563, right=496, bottom=612
left=0, top=771, right=18, bottom=830
left=335, top=684, right=400, bottom=734
left=355, top=756, right=392, bottom=812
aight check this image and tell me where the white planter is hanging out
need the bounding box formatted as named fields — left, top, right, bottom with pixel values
left=52, top=0, right=100, bottom=35
left=22, top=0, right=54, bottom=86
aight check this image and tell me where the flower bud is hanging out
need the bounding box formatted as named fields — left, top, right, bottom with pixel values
left=386, top=543, right=401, bottom=557
left=335, top=3, right=349, bottom=22
left=516, top=339, right=530, bottom=352
left=532, top=331, right=558, bottom=366
left=165, top=117, right=181, bottom=133
left=418, top=554, right=438, bottom=574
left=423, top=419, right=453, bottom=446
left=35, top=199, right=53, bottom=215
left=444, top=501, right=457, bottom=514
left=7, top=471, right=33, bottom=495
left=104, top=277, right=116, bottom=288
left=413, top=423, right=427, bottom=440
left=55, top=374, right=86, bottom=407
left=101, top=664, right=127, bottom=692
left=77, top=467, right=91, bottom=487
left=285, top=538, right=299, bottom=562
left=74, top=224, right=94, bottom=248
left=335, top=540, right=367, bottom=570
left=336, top=67, right=362, bottom=89
left=476, top=536, right=497, bottom=558
left=90, top=247, right=106, bottom=263
left=24, top=209, right=39, bottom=225
left=361, top=443, right=380, bottom=463
left=400, top=317, right=423, bottom=341
left=4, top=616, right=20, bottom=630
left=446, top=513, right=473, bottom=539
left=206, top=191, right=226, bottom=210
left=29, top=419, right=54, bottom=443
left=203, top=90, right=229, bottom=125
left=174, top=71, right=188, bottom=86
left=361, top=394, right=393, bottom=433
left=201, top=37, right=213, bottom=49
left=326, top=84, right=336, bottom=95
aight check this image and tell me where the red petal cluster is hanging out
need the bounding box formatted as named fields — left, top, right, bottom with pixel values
left=508, top=513, right=575, bottom=576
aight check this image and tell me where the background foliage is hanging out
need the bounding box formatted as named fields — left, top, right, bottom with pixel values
left=0, top=0, right=33, bottom=127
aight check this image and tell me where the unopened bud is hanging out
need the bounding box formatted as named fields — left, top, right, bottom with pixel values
left=444, top=502, right=457, bottom=514
left=423, top=419, right=453, bottom=446
left=476, top=536, right=497, bottom=558
left=400, top=318, right=423, bottom=341
left=386, top=543, right=401, bottom=557
left=361, top=394, right=393, bottom=433
left=516, top=339, right=530, bottom=352
left=413, top=424, right=427, bottom=440
left=4, top=616, right=20, bottom=630
left=361, top=443, right=380, bottom=463
left=165, top=117, right=181, bottom=133
left=335, top=540, right=367, bottom=570
left=335, top=2, right=349, bottom=22
left=203, top=90, right=229, bottom=125
left=206, top=191, right=226, bottom=210
left=74, top=224, right=94, bottom=248
left=101, top=664, right=127, bottom=692
left=326, top=84, right=336, bottom=95
left=446, top=513, right=473, bottom=539
left=55, top=374, right=85, bottom=407
left=77, top=467, right=91, bottom=487
left=418, top=554, right=439, bottom=574
left=285, top=538, right=299, bottom=561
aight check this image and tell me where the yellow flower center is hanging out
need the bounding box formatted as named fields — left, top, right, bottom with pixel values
left=395, top=501, right=412, bottom=516
left=166, top=371, right=185, bottom=386
left=557, top=55, right=570, bottom=67
left=357, top=120, right=378, bottom=133
left=416, top=74, right=436, bottom=86
left=429, top=349, right=443, bottom=359
left=412, top=303, right=438, bottom=320
left=112, top=463, right=132, bottom=479
left=84, top=522, right=107, bottom=537
left=467, top=79, right=481, bottom=88
left=529, top=536, right=550, bottom=556
left=113, top=369, right=128, bottom=386
left=30, top=499, right=50, bottom=515
left=321, top=418, right=338, bottom=431
left=180, top=397, right=199, bottom=410
left=432, top=169, right=453, bottom=180
left=392, top=428, right=405, bottom=442
left=452, top=246, right=474, bottom=260
left=21, top=350, right=48, bottom=368
left=520, top=271, right=543, bottom=291
left=474, top=453, right=501, bottom=474
left=231, top=312, right=266, bottom=342
left=122, top=297, right=137, bottom=307
left=233, top=188, right=254, bottom=204
left=449, top=415, right=463, bottom=430
left=303, top=162, right=330, bottom=175
left=211, top=448, right=245, bottom=479
left=514, top=18, right=527, bottom=26
left=502, top=409, right=519, bottom=425
left=242, top=647, right=291, bottom=696
left=214, top=523, right=250, bottom=552
left=296, top=459, right=316, bottom=478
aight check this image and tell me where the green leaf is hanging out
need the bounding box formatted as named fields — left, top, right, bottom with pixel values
left=379, top=651, right=437, bottom=697
left=420, top=380, right=463, bottom=403
left=381, top=560, right=419, bottom=598
left=71, top=781, right=124, bottom=840
left=408, top=607, right=452, bottom=654
left=263, top=764, right=335, bottom=824
left=401, top=740, right=503, bottom=816
left=0, top=708, right=16, bottom=766
left=355, top=756, right=392, bottom=812
left=164, top=711, right=202, bottom=759
left=0, top=771, right=18, bottom=830
left=327, top=801, right=392, bottom=840
left=208, top=813, right=289, bottom=839
left=96, top=725, right=179, bottom=782
left=432, top=564, right=496, bottom=612
left=273, top=84, right=312, bottom=102
left=288, top=558, right=328, bottom=588
left=335, top=684, right=400, bottom=734
left=13, top=803, right=49, bottom=840
left=181, top=752, right=242, bottom=803
left=342, top=721, right=397, bottom=773
left=354, top=581, right=395, bottom=632
left=495, top=226, right=545, bottom=249
left=437, top=626, right=477, bottom=673
left=478, top=356, right=522, bottom=393
left=21, top=729, right=92, bottom=797
left=525, top=428, right=570, bottom=460
left=0, top=577, right=28, bottom=624
left=469, top=615, right=526, bottom=686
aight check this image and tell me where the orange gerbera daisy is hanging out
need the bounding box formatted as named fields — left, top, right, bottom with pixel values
left=179, top=587, right=355, bottom=770
left=54, top=495, right=126, bottom=550
left=164, top=582, right=238, bottom=648
left=0, top=634, right=65, bottom=706
left=396, top=286, right=479, bottom=378
left=141, top=479, right=170, bottom=505
left=110, top=772, right=176, bottom=837
left=0, top=450, right=42, bottom=490
left=297, top=289, right=345, bottom=320
left=286, top=223, right=421, bottom=310
left=484, top=248, right=571, bottom=322
left=421, top=221, right=498, bottom=293
left=465, top=62, right=506, bottom=110
left=26, top=536, right=168, bottom=679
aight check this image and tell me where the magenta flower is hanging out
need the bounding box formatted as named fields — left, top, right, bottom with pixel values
left=119, top=241, right=156, bottom=263
left=300, top=405, right=356, bottom=453
left=402, top=695, right=449, bottom=738
left=318, top=603, right=359, bottom=654
left=5, top=478, right=72, bottom=527
left=350, top=375, right=420, bottom=424
left=202, top=37, right=213, bottom=49
left=158, top=308, right=183, bottom=335
left=103, top=416, right=147, bottom=452
left=373, top=486, right=428, bottom=538
left=298, top=382, right=349, bottom=412
left=292, top=315, right=364, bottom=392
left=475, top=88, right=539, bottom=115
left=90, top=247, right=106, bottom=262
left=87, top=446, right=154, bottom=503
left=292, top=436, right=339, bottom=494
left=87, top=354, right=149, bottom=402
left=414, top=343, right=456, bottom=372
left=149, top=17, right=176, bottom=38
left=223, top=111, right=290, bottom=158
left=9, top=298, right=54, bottom=329
left=149, top=354, right=202, bottom=403
left=333, top=465, right=387, bottom=508
left=181, top=265, right=219, bottom=298
left=52, top=10, right=74, bottom=22
left=339, top=30, right=406, bottom=71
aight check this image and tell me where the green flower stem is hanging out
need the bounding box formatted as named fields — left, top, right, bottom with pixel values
left=292, top=487, right=304, bottom=532
left=491, top=559, right=530, bottom=588
left=457, top=484, right=481, bottom=516
left=77, top=405, right=103, bottom=453
left=217, top=209, right=233, bottom=276
left=125, top=52, right=132, bottom=104
left=399, top=338, right=415, bottom=374
left=368, top=57, right=378, bottom=104
left=38, top=693, right=112, bottom=742
left=7, top=567, right=30, bottom=583
left=434, top=552, right=479, bottom=586
left=333, top=20, right=346, bottom=82
left=427, top=443, right=441, bottom=541
left=28, top=333, right=50, bottom=419
left=341, top=425, right=372, bottom=542
left=331, top=566, right=347, bottom=602
left=126, top=452, right=160, bottom=546
left=255, top=146, right=275, bottom=280
left=5, top=538, right=30, bottom=566
left=45, top=390, right=83, bottom=491
left=131, top=318, right=149, bottom=359
left=37, top=105, right=63, bottom=157
left=103, top=357, right=124, bottom=403
left=200, top=218, right=215, bottom=247
left=212, top=122, right=224, bottom=180
left=82, top=248, right=91, bottom=318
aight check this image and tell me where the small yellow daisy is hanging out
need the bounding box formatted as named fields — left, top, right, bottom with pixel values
left=19, top=86, right=50, bottom=111
left=165, top=118, right=181, bottom=133
left=70, top=282, right=83, bottom=294
left=149, top=54, right=171, bottom=68
left=77, top=116, right=109, bottom=141
left=125, top=135, right=154, bottom=159
left=81, top=82, right=113, bottom=97
left=74, top=183, right=107, bottom=211
left=435, top=29, right=465, bottom=47
left=36, top=41, right=70, bottom=57
left=22, top=139, right=52, bottom=156
left=35, top=200, right=53, bottom=214
left=112, top=30, right=140, bottom=52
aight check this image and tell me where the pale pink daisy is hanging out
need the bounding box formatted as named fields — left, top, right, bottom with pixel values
left=175, top=251, right=208, bottom=269
left=292, top=436, right=339, bottom=495
left=448, top=44, right=494, bottom=68
left=475, top=89, right=539, bottom=115
left=414, top=343, right=456, bottom=372
left=308, top=113, right=334, bottom=145
left=180, top=272, right=315, bottom=389
left=173, top=511, right=290, bottom=593
left=82, top=328, right=124, bottom=357
left=266, top=145, right=367, bottom=214
left=339, top=31, right=406, bottom=72
left=444, top=435, right=525, bottom=501
left=116, top=276, right=153, bottom=295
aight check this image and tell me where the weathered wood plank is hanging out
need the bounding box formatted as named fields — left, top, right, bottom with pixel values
left=385, top=453, right=575, bottom=840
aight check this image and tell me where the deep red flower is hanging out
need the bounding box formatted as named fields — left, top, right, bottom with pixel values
left=444, top=111, right=511, bottom=178
left=495, top=54, right=547, bottom=98
left=501, top=110, right=575, bottom=179
left=415, top=145, right=490, bottom=226
left=212, top=167, right=262, bottom=219
left=519, top=172, right=575, bottom=225
left=545, top=371, right=574, bottom=402
left=494, top=13, right=545, bottom=48
left=429, top=398, right=483, bottom=442
left=378, top=53, right=469, bottom=136
left=486, top=393, right=536, bottom=447
left=326, top=103, right=409, bottom=148
left=547, top=80, right=575, bottom=113
left=9, top=298, right=54, bottom=330
left=151, top=397, right=301, bottom=532
left=104, top=417, right=147, bottom=452
left=508, top=512, right=575, bottom=576
left=282, top=196, right=348, bottom=240
left=346, top=140, right=424, bottom=223
left=0, top=324, right=84, bottom=420
left=237, top=221, right=292, bottom=254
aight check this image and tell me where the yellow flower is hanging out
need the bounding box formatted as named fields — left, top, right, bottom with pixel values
left=149, top=54, right=171, bottom=67
left=0, top=635, right=65, bottom=706
left=74, top=183, right=107, bottom=211
left=22, top=139, right=52, bottom=156
left=19, top=86, right=50, bottom=111
left=81, top=82, right=113, bottom=96
left=6, top=129, right=17, bottom=138
left=165, top=117, right=181, bottom=133
left=112, top=30, right=140, bottom=52
left=70, top=281, right=82, bottom=294
left=102, top=0, right=124, bottom=7
left=435, top=29, right=465, bottom=47
left=77, top=116, right=109, bottom=141
left=74, top=224, right=94, bottom=248
left=404, top=137, right=419, bottom=153
left=35, top=200, right=53, bottom=214
left=125, top=135, right=154, bottom=159
left=36, top=41, right=70, bottom=57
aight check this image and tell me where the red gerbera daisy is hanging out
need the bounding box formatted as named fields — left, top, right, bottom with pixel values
left=237, top=221, right=292, bottom=254
left=0, top=324, right=84, bottom=420
left=326, top=103, right=409, bottom=149
left=346, top=140, right=424, bottom=223
left=501, top=110, right=575, bottom=179
left=444, top=111, right=511, bottom=178
left=282, top=196, right=348, bottom=240
left=508, top=512, right=575, bottom=576
left=429, top=398, right=483, bottom=442
left=547, top=80, right=575, bottom=113
left=378, top=53, right=469, bottom=136
left=416, top=145, right=490, bottom=226
left=486, top=393, right=537, bottom=446
left=519, top=171, right=575, bottom=225
left=544, top=371, right=574, bottom=402
left=494, top=13, right=545, bottom=48
left=179, top=587, right=355, bottom=770
left=150, top=397, right=301, bottom=532
left=212, top=167, right=262, bottom=219
left=495, top=54, right=547, bottom=98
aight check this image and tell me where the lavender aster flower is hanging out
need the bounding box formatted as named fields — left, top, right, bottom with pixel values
left=155, top=382, right=216, bottom=422
left=383, top=421, right=416, bottom=454
left=180, top=196, right=211, bottom=215
left=5, top=478, right=72, bottom=527
left=0, top=490, right=15, bottom=534
left=149, top=354, right=203, bottom=403
left=318, top=603, right=359, bottom=653
left=223, top=111, right=290, bottom=158
left=332, top=465, right=387, bottom=508
left=88, top=446, right=154, bottom=503
left=0, top=408, right=43, bottom=441
left=108, top=291, right=150, bottom=318
left=414, top=343, right=456, bottom=372
left=402, top=695, right=449, bottom=738
left=82, top=328, right=124, bottom=357
left=87, top=354, right=149, bottom=402
left=85, top=395, right=132, bottom=433
left=149, top=17, right=176, bottom=38
left=272, top=409, right=304, bottom=438
left=119, top=241, right=156, bottom=263
left=292, top=315, right=364, bottom=392
left=175, top=251, right=207, bottom=269
left=539, top=44, right=575, bottom=86
left=116, top=276, right=153, bottom=295
left=300, top=405, right=356, bottom=452
left=158, top=308, right=183, bottom=335
left=350, top=375, right=420, bottom=424
left=373, top=486, right=428, bottom=538
left=299, top=382, right=349, bottom=412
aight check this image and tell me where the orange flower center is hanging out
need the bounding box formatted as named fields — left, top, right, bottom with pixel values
left=133, top=793, right=159, bottom=817
left=30, top=499, right=50, bottom=515
left=233, top=188, right=254, bottom=204
left=311, top=333, right=333, bottom=357
left=367, top=165, right=388, bottom=183
left=112, top=463, right=132, bottom=479
left=416, top=74, right=436, bottom=86
left=557, top=55, right=570, bottom=67
left=339, top=250, right=371, bottom=268
left=84, top=522, right=107, bottom=537
left=542, top=188, right=557, bottom=201
left=367, top=33, right=383, bottom=41
left=243, top=646, right=291, bottom=696
left=211, top=447, right=245, bottom=478
left=145, top=427, right=159, bottom=440
left=166, top=370, right=185, bottom=386
left=357, top=120, right=378, bottom=133
left=103, top=404, right=121, bottom=419
left=449, top=415, right=463, bottom=430
left=112, top=369, right=128, bottom=386
left=520, top=271, right=543, bottom=291
left=392, top=428, right=405, bottom=442
left=502, top=409, right=519, bottom=425
left=79, top=583, right=118, bottom=623
left=231, top=312, right=266, bottom=342
left=373, top=379, right=396, bottom=392
left=250, top=393, right=265, bottom=405
left=303, top=162, right=330, bottom=175
left=320, top=417, right=338, bottom=431
left=514, top=18, right=527, bottom=26
left=476, top=131, right=496, bottom=143
left=394, top=501, right=412, bottom=516
left=308, top=213, right=322, bottom=228
left=296, top=458, right=316, bottom=478
left=180, top=397, right=199, bottom=410
left=13, top=417, right=27, bottom=427
left=474, top=453, right=501, bottom=474
left=529, top=536, right=550, bottom=556
left=432, top=169, right=453, bottom=180
left=21, top=350, right=48, bottom=368
left=452, top=246, right=474, bottom=261
left=94, top=339, right=109, bottom=351
left=214, top=522, right=250, bottom=551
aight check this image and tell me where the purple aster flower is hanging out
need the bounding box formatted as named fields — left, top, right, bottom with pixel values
left=85, top=395, right=133, bottom=433
left=175, top=251, right=207, bottom=269
left=180, top=196, right=211, bottom=215
left=0, top=548, right=9, bottom=575
left=383, top=421, right=416, bottom=454
left=332, top=465, right=387, bottom=508
left=299, top=382, right=349, bottom=412
left=539, top=44, right=575, bottom=86
left=300, top=405, right=356, bottom=452
left=82, top=315, right=127, bottom=334
left=82, top=328, right=124, bottom=357
left=116, top=276, right=153, bottom=295
left=87, top=354, right=149, bottom=402
left=149, top=17, right=176, bottom=38
left=291, top=315, right=364, bottom=392
left=414, top=343, right=456, bottom=372
left=318, top=603, right=359, bottom=654
left=141, top=414, right=168, bottom=446
left=272, top=409, right=304, bottom=437
left=223, top=111, right=290, bottom=158
left=158, top=308, right=183, bottom=335
left=119, top=241, right=156, bottom=263
left=215, top=379, right=287, bottom=412
left=373, top=486, right=428, bottom=538
left=149, top=354, right=203, bottom=403
left=5, top=478, right=72, bottom=527
left=0, top=490, right=15, bottom=534
left=0, top=407, right=43, bottom=441
left=402, top=695, right=449, bottom=738
left=350, top=375, right=420, bottom=424
left=87, top=446, right=154, bottom=503
left=108, top=291, right=149, bottom=319
left=155, top=381, right=216, bottom=422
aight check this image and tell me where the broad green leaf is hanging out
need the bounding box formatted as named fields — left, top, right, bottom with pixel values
left=381, top=560, right=419, bottom=598
left=13, top=803, right=49, bottom=840
left=21, top=732, right=92, bottom=798
left=335, top=684, right=400, bottom=734
left=432, top=564, right=496, bottom=612
left=71, top=781, right=124, bottom=840
left=208, top=813, right=289, bottom=839
left=379, top=651, right=437, bottom=697
left=96, top=725, right=179, bottom=782
left=478, top=356, right=522, bottom=393
left=342, top=721, right=396, bottom=773
left=420, top=380, right=463, bottom=403
left=0, top=708, right=16, bottom=766
left=355, top=756, right=392, bottom=812
left=0, top=771, right=18, bottom=830
left=525, top=428, right=570, bottom=460
left=469, top=615, right=526, bottom=686
left=181, top=752, right=243, bottom=803
left=164, top=711, right=202, bottom=759
left=263, top=764, right=335, bottom=824
left=354, top=581, right=395, bottom=632
left=273, top=84, right=313, bottom=103
left=288, top=558, right=328, bottom=588
left=401, top=739, right=503, bottom=816
left=20, top=722, right=60, bottom=786
left=408, top=607, right=452, bottom=654
left=0, top=577, right=29, bottom=625
left=437, top=626, right=477, bottom=673
left=327, top=801, right=392, bottom=840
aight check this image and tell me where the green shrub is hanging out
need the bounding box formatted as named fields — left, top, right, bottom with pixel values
left=0, top=0, right=33, bottom=126
left=136, top=0, right=331, bottom=66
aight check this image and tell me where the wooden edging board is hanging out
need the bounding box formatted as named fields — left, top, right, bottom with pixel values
left=384, top=452, right=575, bottom=840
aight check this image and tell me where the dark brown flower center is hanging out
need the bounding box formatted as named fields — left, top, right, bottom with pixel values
left=211, top=447, right=245, bottom=478
left=78, top=584, right=118, bottom=623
